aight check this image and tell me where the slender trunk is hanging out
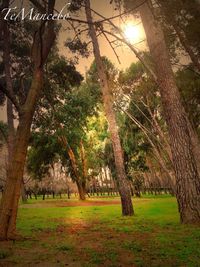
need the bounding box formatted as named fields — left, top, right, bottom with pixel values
left=76, top=180, right=86, bottom=201
left=80, top=140, right=88, bottom=191
left=85, top=0, right=133, bottom=216
left=0, top=1, right=55, bottom=240
left=123, top=107, right=175, bottom=186
left=53, top=113, right=88, bottom=201
left=104, top=167, right=110, bottom=195
left=146, top=103, right=172, bottom=162
left=151, top=146, right=175, bottom=188
left=0, top=69, right=43, bottom=240
left=157, top=1, right=200, bottom=174
left=99, top=171, right=104, bottom=194
left=60, top=137, right=87, bottom=201
left=67, top=187, right=70, bottom=199
left=139, top=1, right=200, bottom=223
left=21, top=179, right=27, bottom=203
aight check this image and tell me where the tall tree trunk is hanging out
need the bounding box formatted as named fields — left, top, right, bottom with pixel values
left=0, top=69, right=43, bottom=240
left=80, top=140, right=87, bottom=187
left=0, top=1, right=55, bottom=240
left=59, top=136, right=87, bottom=201
left=85, top=0, right=133, bottom=216
left=4, top=13, right=30, bottom=207
left=159, top=1, right=200, bottom=167
left=139, top=0, right=200, bottom=223
left=103, top=167, right=110, bottom=195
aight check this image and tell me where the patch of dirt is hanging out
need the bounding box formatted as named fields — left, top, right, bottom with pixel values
left=0, top=218, right=178, bottom=267
left=56, top=200, right=121, bottom=207
left=20, top=200, right=121, bottom=208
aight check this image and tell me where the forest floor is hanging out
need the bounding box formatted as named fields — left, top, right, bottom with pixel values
left=0, top=195, right=200, bottom=267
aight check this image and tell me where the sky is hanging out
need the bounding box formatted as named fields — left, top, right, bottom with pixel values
left=0, top=0, right=147, bottom=122
left=57, top=0, right=146, bottom=75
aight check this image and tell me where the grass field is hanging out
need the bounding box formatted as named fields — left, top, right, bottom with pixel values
left=0, top=195, right=200, bottom=266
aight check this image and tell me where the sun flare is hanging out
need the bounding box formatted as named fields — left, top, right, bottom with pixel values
left=123, top=23, right=142, bottom=43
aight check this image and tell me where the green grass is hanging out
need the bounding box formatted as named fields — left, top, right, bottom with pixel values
left=0, top=196, right=200, bottom=266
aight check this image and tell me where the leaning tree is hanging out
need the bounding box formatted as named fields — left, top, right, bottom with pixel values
left=0, top=0, right=56, bottom=240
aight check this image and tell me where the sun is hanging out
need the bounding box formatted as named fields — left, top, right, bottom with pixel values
left=123, top=23, right=141, bottom=43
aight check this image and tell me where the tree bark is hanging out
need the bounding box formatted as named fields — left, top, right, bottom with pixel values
left=159, top=9, right=200, bottom=166
left=0, top=69, right=43, bottom=240
left=85, top=0, right=134, bottom=216
left=0, top=1, right=55, bottom=240
left=76, top=180, right=86, bottom=201
left=139, top=0, right=200, bottom=223
left=80, top=140, right=87, bottom=182
left=59, top=136, right=87, bottom=201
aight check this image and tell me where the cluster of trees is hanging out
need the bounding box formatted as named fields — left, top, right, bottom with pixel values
left=0, top=0, right=200, bottom=240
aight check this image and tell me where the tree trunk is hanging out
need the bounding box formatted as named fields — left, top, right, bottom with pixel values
left=158, top=1, right=200, bottom=175
left=85, top=0, right=133, bottom=216
left=76, top=180, right=86, bottom=201
left=80, top=140, right=88, bottom=199
left=67, top=187, right=70, bottom=199
left=104, top=167, right=110, bottom=195
left=0, top=1, right=55, bottom=240
left=0, top=69, right=43, bottom=240
left=80, top=140, right=87, bottom=180
left=21, top=179, right=27, bottom=203
left=139, top=0, right=200, bottom=223
left=60, top=137, right=87, bottom=201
